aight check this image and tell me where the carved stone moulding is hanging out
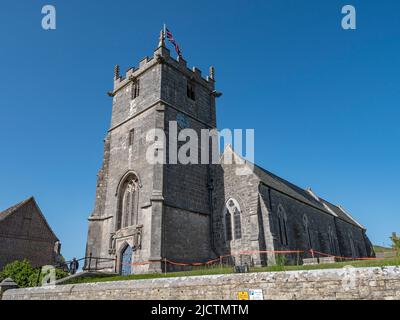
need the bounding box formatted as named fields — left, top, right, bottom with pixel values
left=112, top=225, right=143, bottom=252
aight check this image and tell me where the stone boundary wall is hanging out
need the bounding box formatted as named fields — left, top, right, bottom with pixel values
left=2, top=266, right=400, bottom=300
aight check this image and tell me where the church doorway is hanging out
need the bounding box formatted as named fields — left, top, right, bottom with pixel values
left=120, top=244, right=133, bottom=275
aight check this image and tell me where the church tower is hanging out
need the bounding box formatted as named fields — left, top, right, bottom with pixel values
left=85, top=31, right=220, bottom=274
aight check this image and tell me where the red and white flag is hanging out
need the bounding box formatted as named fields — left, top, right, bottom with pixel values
left=165, top=28, right=183, bottom=59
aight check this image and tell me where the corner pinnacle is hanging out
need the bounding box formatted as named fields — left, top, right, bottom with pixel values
left=114, top=65, right=120, bottom=80
left=158, top=29, right=166, bottom=48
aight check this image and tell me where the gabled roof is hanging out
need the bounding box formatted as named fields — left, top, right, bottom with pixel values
left=221, top=145, right=366, bottom=230
left=322, top=201, right=365, bottom=229
left=0, top=197, right=59, bottom=240
left=0, top=197, right=33, bottom=222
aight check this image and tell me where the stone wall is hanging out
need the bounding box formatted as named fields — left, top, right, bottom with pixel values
left=3, top=266, right=400, bottom=300
left=215, top=150, right=263, bottom=262
left=0, top=198, right=59, bottom=270
left=163, top=205, right=213, bottom=268
left=259, top=182, right=371, bottom=262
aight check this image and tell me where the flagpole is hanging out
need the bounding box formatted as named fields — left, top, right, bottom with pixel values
left=163, top=23, right=166, bottom=38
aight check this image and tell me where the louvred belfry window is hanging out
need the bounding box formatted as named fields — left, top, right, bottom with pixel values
left=132, top=79, right=140, bottom=99
left=187, top=82, right=195, bottom=100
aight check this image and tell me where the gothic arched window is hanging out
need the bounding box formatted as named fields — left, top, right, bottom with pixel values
left=278, top=205, right=288, bottom=246
left=233, top=207, right=242, bottom=239
left=117, top=176, right=139, bottom=230
left=225, top=210, right=232, bottom=241
left=224, top=198, right=242, bottom=241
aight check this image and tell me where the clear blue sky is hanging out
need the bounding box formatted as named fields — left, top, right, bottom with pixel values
left=0, top=0, right=399, bottom=260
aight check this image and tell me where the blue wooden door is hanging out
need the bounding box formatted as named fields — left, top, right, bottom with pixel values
left=121, top=245, right=133, bottom=275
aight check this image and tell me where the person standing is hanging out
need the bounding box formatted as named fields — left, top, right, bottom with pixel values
left=69, top=258, right=79, bottom=275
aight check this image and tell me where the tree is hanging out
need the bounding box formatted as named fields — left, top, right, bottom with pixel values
left=390, top=232, right=400, bottom=257
left=0, top=260, right=35, bottom=288
left=0, top=260, right=69, bottom=288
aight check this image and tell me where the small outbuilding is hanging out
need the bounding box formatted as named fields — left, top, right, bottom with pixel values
left=0, top=197, right=61, bottom=271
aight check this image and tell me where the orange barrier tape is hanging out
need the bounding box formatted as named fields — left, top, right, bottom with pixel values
left=238, top=250, right=305, bottom=255
left=121, top=260, right=163, bottom=266
left=119, top=249, right=382, bottom=267
left=165, top=257, right=222, bottom=267
left=166, top=260, right=190, bottom=267
left=131, top=260, right=163, bottom=266
left=311, top=250, right=384, bottom=261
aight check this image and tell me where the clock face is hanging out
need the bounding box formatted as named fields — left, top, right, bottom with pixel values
left=176, top=113, right=189, bottom=129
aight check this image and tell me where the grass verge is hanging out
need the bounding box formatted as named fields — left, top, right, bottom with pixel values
left=63, top=256, right=400, bottom=285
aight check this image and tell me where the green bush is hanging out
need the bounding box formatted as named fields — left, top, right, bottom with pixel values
left=0, top=260, right=69, bottom=288
left=0, top=260, right=35, bottom=287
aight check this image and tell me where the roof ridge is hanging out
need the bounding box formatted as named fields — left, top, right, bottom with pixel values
left=0, top=196, right=34, bottom=213
left=220, top=147, right=366, bottom=230
left=252, top=163, right=366, bottom=229
left=0, top=196, right=35, bottom=221
left=0, top=196, right=59, bottom=240
left=336, top=204, right=365, bottom=229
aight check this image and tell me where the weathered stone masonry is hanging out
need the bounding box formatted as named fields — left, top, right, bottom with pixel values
left=0, top=197, right=61, bottom=271
left=3, top=267, right=400, bottom=300
left=85, top=31, right=375, bottom=275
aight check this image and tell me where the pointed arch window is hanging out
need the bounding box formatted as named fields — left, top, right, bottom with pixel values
left=225, top=211, right=232, bottom=241
left=117, top=175, right=139, bottom=230
left=233, top=207, right=242, bottom=239
left=277, top=205, right=288, bottom=246
left=224, top=198, right=242, bottom=241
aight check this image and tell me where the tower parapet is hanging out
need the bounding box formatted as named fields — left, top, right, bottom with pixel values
left=110, top=30, right=216, bottom=96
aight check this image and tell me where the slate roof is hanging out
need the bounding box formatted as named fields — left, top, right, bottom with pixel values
left=254, top=164, right=365, bottom=229
left=223, top=146, right=365, bottom=230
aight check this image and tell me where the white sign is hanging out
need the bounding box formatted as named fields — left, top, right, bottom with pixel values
left=249, top=289, right=264, bottom=300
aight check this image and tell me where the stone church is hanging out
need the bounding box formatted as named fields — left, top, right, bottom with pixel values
left=85, top=31, right=374, bottom=274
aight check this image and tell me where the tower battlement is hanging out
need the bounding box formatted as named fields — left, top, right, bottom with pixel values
left=110, top=32, right=215, bottom=96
